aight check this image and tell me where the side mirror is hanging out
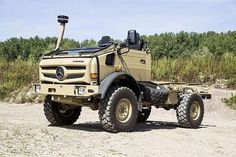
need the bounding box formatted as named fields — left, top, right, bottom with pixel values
left=127, top=30, right=137, bottom=45
left=119, top=42, right=126, bottom=48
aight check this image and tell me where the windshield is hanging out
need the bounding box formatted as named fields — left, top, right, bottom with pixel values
left=43, top=44, right=111, bottom=57
left=57, top=47, right=103, bottom=55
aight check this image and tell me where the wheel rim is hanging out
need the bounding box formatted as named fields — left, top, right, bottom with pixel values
left=190, top=101, right=201, bottom=120
left=116, top=98, right=132, bottom=123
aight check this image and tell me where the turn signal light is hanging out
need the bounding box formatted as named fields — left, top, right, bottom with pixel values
left=114, top=65, right=122, bottom=72
left=90, top=73, right=98, bottom=79
left=115, top=67, right=122, bottom=72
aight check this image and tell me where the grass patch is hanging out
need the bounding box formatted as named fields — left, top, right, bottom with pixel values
left=151, top=52, right=236, bottom=85
left=0, top=58, right=38, bottom=100
left=226, top=78, right=236, bottom=89
left=223, top=94, right=236, bottom=109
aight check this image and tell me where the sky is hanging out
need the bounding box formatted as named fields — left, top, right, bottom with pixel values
left=0, top=0, right=236, bottom=41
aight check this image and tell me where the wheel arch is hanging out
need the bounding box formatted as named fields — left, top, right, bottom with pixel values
left=99, top=72, right=141, bottom=99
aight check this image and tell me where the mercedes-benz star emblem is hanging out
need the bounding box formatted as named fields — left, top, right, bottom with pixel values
left=56, top=66, right=65, bottom=80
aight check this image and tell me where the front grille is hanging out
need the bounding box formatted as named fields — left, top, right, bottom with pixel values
left=41, top=66, right=86, bottom=80
left=67, top=74, right=84, bottom=79
left=41, top=66, right=85, bottom=70
left=43, top=74, right=57, bottom=79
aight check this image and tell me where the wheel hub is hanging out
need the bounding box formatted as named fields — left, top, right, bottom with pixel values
left=116, top=98, right=132, bottom=123
left=190, top=101, right=201, bottom=120
left=58, top=104, right=74, bottom=117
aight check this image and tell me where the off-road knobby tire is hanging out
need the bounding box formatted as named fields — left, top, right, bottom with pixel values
left=98, top=86, right=138, bottom=132
left=137, top=108, right=151, bottom=122
left=44, top=95, right=82, bottom=125
left=176, top=93, right=204, bottom=128
left=140, top=84, right=168, bottom=106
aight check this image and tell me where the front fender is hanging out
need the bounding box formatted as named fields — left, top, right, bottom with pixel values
left=98, top=72, right=140, bottom=99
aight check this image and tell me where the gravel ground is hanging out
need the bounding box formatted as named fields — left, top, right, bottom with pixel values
left=0, top=88, right=236, bottom=157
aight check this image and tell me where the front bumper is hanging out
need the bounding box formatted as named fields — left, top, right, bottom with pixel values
left=33, top=83, right=99, bottom=97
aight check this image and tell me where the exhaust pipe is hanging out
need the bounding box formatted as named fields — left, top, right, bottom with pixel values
left=55, top=15, right=69, bottom=50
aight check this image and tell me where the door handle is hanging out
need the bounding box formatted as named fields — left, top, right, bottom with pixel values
left=140, top=59, right=146, bottom=64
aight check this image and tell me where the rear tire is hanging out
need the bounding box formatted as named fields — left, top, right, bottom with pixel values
left=176, top=93, right=204, bottom=128
left=44, top=95, right=81, bottom=125
left=140, top=84, right=168, bottom=106
left=99, top=86, right=138, bottom=132
left=137, top=108, right=151, bottom=122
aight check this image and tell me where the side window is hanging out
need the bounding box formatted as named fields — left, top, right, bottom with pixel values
left=105, top=53, right=115, bottom=66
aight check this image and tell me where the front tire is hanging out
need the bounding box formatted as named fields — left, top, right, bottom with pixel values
left=44, top=95, right=82, bottom=125
left=176, top=93, right=204, bottom=128
left=99, top=86, right=138, bottom=132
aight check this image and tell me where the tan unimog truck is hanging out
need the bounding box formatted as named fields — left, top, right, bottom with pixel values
left=33, top=15, right=211, bottom=132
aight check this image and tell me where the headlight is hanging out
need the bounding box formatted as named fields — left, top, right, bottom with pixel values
left=33, top=84, right=41, bottom=93
left=90, top=57, right=98, bottom=80
left=75, top=86, right=86, bottom=95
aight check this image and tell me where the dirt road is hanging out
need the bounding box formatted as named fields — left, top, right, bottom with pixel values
left=0, top=88, right=236, bottom=157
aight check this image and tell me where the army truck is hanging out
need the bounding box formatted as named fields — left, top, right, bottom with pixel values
left=33, top=15, right=211, bottom=132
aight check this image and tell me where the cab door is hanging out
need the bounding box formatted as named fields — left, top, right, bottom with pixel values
left=119, top=49, right=147, bottom=81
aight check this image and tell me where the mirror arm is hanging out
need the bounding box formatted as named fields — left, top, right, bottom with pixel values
left=117, top=47, right=130, bottom=55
